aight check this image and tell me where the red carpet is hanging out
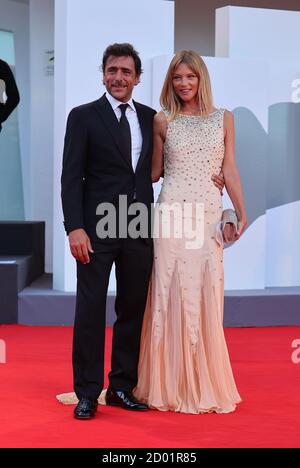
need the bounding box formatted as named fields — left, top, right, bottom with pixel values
left=0, top=325, right=300, bottom=448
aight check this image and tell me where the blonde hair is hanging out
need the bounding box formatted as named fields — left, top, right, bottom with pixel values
left=160, top=50, right=214, bottom=121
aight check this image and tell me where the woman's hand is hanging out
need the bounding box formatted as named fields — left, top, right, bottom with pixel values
left=223, top=216, right=247, bottom=243
left=237, top=217, right=248, bottom=237
left=223, top=223, right=238, bottom=243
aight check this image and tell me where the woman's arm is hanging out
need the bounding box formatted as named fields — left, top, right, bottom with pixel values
left=152, top=111, right=167, bottom=182
left=222, top=110, right=248, bottom=237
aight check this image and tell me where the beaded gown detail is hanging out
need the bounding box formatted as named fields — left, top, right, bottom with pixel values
left=133, top=109, right=242, bottom=414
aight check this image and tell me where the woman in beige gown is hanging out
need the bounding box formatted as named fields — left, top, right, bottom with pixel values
left=57, top=50, right=247, bottom=414
left=133, top=50, right=247, bottom=414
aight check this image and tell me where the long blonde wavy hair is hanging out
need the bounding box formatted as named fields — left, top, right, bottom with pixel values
left=160, top=50, right=214, bottom=121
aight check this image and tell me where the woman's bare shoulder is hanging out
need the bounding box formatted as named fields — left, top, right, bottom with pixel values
left=154, top=110, right=168, bottom=133
left=154, top=110, right=168, bottom=123
left=223, top=109, right=234, bottom=122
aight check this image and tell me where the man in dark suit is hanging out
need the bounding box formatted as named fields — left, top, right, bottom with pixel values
left=0, top=59, right=20, bottom=133
left=61, top=43, right=155, bottom=419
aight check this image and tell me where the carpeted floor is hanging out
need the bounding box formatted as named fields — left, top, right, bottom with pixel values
left=0, top=325, right=300, bottom=448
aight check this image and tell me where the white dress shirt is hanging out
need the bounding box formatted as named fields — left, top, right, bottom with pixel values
left=105, top=92, right=143, bottom=172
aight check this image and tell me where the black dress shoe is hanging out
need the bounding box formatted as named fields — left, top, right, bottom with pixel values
left=105, top=387, right=148, bottom=411
left=74, top=398, right=98, bottom=419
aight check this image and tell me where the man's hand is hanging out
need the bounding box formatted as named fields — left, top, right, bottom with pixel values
left=211, top=171, right=225, bottom=195
left=68, top=228, right=94, bottom=264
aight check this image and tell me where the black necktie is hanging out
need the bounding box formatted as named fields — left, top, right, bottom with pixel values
left=118, top=103, right=132, bottom=167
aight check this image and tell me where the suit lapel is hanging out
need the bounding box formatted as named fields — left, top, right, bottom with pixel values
left=93, top=95, right=150, bottom=173
left=134, top=101, right=150, bottom=173
left=93, top=94, right=133, bottom=170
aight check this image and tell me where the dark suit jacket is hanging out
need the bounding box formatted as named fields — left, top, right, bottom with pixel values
left=61, top=94, right=156, bottom=239
left=0, top=59, right=20, bottom=132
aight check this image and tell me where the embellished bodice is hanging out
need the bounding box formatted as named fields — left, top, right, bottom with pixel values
left=159, top=109, right=225, bottom=209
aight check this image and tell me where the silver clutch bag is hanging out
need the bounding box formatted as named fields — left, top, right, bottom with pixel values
left=215, top=209, right=238, bottom=246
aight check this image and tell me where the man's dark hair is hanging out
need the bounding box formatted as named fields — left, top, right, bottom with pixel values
left=102, top=43, right=142, bottom=75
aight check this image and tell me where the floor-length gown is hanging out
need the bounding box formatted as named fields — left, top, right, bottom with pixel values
left=133, top=109, right=242, bottom=414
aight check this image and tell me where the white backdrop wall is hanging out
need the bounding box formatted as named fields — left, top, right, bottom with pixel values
left=175, top=0, right=300, bottom=57
left=0, top=0, right=30, bottom=218
left=216, top=6, right=300, bottom=288
left=29, top=0, right=54, bottom=273
left=216, top=6, right=300, bottom=60
left=53, top=0, right=174, bottom=291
